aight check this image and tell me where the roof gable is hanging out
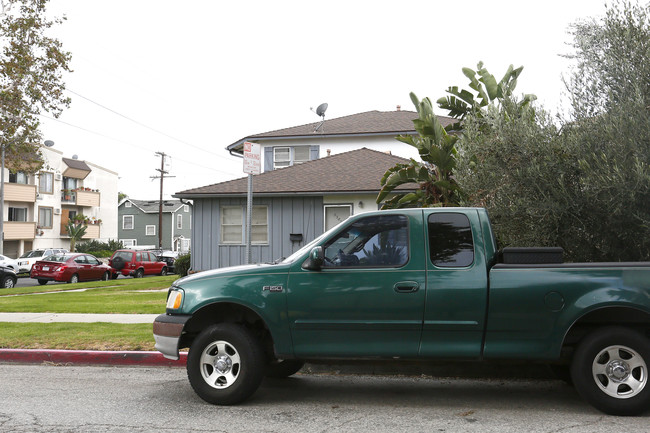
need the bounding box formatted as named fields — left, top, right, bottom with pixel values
left=175, top=148, right=417, bottom=197
left=120, top=199, right=187, bottom=213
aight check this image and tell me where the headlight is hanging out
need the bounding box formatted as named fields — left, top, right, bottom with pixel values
left=166, top=289, right=184, bottom=310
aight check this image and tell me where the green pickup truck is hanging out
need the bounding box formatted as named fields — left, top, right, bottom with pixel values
left=153, top=208, right=650, bottom=415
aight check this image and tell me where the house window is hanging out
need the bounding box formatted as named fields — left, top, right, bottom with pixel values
left=251, top=206, right=268, bottom=244
left=8, top=207, right=27, bottom=222
left=121, top=239, right=137, bottom=247
left=122, top=215, right=134, bottom=230
left=184, top=204, right=189, bottom=212
left=220, top=205, right=268, bottom=244
left=39, top=172, right=53, bottom=194
left=221, top=206, right=243, bottom=244
left=293, top=146, right=310, bottom=164
left=38, top=207, right=53, bottom=229
left=273, top=147, right=291, bottom=169
left=145, top=225, right=156, bottom=236
left=181, top=239, right=191, bottom=252
left=62, top=176, right=77, bottom=190
left=324, top=204, right=352, bottom=231
left=125, top=201, right=132, bottom=208
left=177, top=214, right=182, bottom=229
left=9, top=172, right=28, bottom=184
left=273, top=146, right=310, bottom=169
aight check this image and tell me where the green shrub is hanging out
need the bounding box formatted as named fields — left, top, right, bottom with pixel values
left=76, top=239, right=123, bottom=258
left=174, top=253, right=191, bottom=277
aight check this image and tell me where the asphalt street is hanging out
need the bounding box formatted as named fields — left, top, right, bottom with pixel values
left=1, top=364, right=648, bottom=433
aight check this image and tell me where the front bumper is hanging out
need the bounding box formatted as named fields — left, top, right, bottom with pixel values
left=153, top=314, right=191, bottom=360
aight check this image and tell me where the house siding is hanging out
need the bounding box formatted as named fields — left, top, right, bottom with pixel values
left=118, top=201, right=192, bottom=251
left=191, top=196, right=323, bottom=271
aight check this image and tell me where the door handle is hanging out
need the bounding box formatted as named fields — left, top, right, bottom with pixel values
left=394, top=281, right=420, bottom=293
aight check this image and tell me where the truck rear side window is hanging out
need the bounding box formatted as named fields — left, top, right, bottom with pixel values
left=428, top=213, right=474, bottom=267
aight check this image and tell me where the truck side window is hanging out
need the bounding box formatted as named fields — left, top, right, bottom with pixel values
left=323, top=215, right=409, bottom=268
left=428, top=213, right=474, bottom=267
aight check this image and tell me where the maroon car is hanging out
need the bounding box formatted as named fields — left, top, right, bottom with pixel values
left=108, top=249, right=167, bottom=279
left=30, top=253, right=112, bottom=285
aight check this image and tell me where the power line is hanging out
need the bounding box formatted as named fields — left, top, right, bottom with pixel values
left=65, top=88, right=232, bottom=161
left=38, top=113, right=241, bottom=177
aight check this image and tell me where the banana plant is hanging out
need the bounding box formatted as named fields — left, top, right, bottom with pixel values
left=377, top=93, right=464, bottom=209
left=437, top=62, right=536, bottom=128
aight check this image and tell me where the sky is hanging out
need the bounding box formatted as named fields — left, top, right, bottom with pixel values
left=35, top=0, right=610, bottom=200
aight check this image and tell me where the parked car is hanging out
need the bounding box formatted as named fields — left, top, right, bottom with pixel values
left=149, top=249, right=179, bottom=273
left=109, top=249, right=168, bottom=278
left=17, top=248, right=69, bottom=273
left=0, top=267, right=18, bottom=288
left=30, top=253, right=112, bottom=285
left=0, top=254, right=20, bottom=273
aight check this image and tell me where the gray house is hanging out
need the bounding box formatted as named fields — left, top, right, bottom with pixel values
left=117, top=199, right=192, bottom=252
left=175, top=148, right=414, bottom=271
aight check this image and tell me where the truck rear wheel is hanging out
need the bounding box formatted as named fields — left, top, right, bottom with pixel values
left=571, top=326, right=650, bottom=416
left=187, top=323, right=265, bottom=405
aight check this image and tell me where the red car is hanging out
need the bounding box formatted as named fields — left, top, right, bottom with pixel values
left=109, top=249, right=167, bottom=279
left=30, top=253, right=112, bottom=285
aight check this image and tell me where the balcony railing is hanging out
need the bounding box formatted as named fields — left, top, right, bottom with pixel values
left=4, top=183, right=37, bottom=203
left=3, top=221, right=36, bottom=240
left=61, top=189, right=100, bottom=207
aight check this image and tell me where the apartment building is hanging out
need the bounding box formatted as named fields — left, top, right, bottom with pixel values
left=2, top=145, right=118, bottom=258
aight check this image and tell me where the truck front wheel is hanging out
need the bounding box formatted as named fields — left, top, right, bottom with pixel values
left=187, top=323, right=265, bottom=405
left=571, top=326, right=650, bottom=416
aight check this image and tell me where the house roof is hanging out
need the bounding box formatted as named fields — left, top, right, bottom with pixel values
left=226, top=110, right=456, bottom=152
left=62, top=157, right=92, bottom=179
left=175, top=148, right=417, bottom=198
left=122, top=199, right=188, bottom=213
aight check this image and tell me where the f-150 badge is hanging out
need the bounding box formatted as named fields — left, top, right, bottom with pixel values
left=263, top=285, right=283, bottom=292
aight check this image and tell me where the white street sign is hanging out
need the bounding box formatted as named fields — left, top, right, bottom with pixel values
left=243, top=141, right=261, bottom=175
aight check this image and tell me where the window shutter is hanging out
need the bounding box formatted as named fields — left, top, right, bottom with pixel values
left=264, top=147, right=273, bottom=171
left=309, top=145, right=319, bottom=161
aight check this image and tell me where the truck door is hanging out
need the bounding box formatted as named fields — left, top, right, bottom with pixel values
left=420, top=210, right=489, bottom=358
left=287, top=213, right=426, bottom=358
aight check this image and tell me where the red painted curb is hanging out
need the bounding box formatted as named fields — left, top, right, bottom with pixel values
left=0, top=349, right=187, bottom=367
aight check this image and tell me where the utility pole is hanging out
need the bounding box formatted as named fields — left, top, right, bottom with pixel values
left=151, top=152, right=175, bottom=249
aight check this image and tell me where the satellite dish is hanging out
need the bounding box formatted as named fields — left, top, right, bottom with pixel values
left=316, top=103, right=328, bottom=118
left=72, top=154, right=78, bottom=160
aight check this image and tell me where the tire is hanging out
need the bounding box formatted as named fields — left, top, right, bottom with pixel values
left=111, top=273, right=119, bottom=280
left=187, top=323, right=265, bottom=405
left=571, top=326, right=650, bottom=416
left=159, top=267, right=167, bottom=276
left=2, top=275, right=15, bottom=288
left=101, top=272, right=110, bottom=281
left=134, top=269, right=144, bottom=278
left=111, top=256, right=125, bottom=271
left=266, top=359, right=305, bottom=378
left=69, top=274, right=79, bottom=284
left=38, top=279, right=48, bottom=286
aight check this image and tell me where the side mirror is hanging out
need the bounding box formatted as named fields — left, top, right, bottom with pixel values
left=302, top=246, right=324, bottom=270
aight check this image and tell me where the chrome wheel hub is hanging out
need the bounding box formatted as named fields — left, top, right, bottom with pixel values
left=214, top=355, right=233, bottom=374
left=606, top=359, right=630, bottom=382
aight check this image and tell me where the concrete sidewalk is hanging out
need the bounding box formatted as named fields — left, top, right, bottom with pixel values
left=0, top=313, right=158, bottom=323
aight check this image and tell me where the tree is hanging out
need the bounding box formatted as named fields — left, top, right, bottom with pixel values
left=557, top=1, right=650, bottom=261
left=0, top=0, right=71, bottom=172
left=377, top=92, right=463, bottom=209
left=65, top=220, right=87, bottom=252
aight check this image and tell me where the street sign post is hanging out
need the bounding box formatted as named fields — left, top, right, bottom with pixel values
left=243, top=142, right=261, bottom=264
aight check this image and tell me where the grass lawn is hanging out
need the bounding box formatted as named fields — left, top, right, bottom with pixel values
left=0, top=276, right=177, bottom=350
left=0, top=322, right=155, bottom=351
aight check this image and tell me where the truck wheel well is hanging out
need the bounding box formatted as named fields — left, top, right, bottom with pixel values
left=179, top=302, right=275, bottom=360
left=561, top=306, right=650, bottom=360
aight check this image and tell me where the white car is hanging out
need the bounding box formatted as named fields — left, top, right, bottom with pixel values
left=17, top=248, right=69, bottom=274
left=0, top=254, right=20, bottom=273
